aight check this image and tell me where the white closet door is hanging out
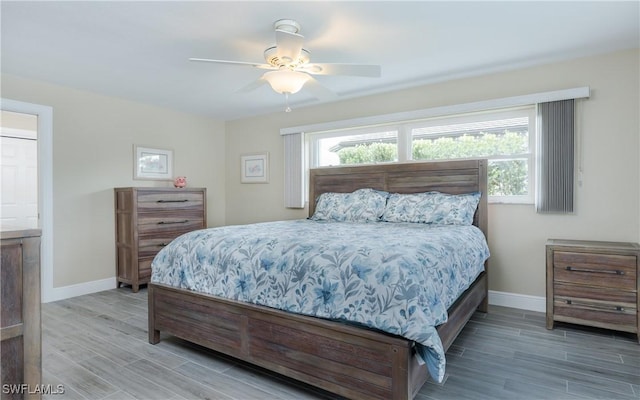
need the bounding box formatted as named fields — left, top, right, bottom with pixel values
left=1, top=135, right=38, bottom=227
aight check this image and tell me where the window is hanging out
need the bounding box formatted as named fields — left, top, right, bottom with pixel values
left=291, top=87, right=587, bottom=209
left=409, top=108, right=535, bottom=203
left=308, top=107, right=535, bottom=203
left=310, top=128, right=399, bottom=167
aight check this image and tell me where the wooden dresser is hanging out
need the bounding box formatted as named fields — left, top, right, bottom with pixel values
left=546, top=239, right=639, bottom=342
left=1, top=228, right=42, bottom=400
left=114, top=187, right=206, bottom=292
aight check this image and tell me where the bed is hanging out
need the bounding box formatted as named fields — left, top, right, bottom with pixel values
left=148, top=159, right=489, bottom=400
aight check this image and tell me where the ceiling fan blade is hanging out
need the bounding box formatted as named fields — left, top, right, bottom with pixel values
left=275, top=29, right=304, bottom=64
left=300, top=63, right=381, bottom=77
left=303, top=76, right=339, bottom=101
left=236, top=77, right=268, bottom=93
left=189, top=58, right=274, bottom=70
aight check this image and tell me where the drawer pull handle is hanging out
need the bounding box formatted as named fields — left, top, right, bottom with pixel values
left=565, top=300, right=626, bottom=312
left=158, top=220, right=189, bottom=225
left=565, top=266, right=624, bottom=275
left=157, top=199, right=189, bottom=203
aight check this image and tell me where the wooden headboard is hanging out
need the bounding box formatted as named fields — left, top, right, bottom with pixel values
left=308, top=159, right=488, bottom=238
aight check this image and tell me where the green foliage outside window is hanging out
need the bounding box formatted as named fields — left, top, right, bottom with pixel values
left=336, top=142, right=397, bottom=165
left=335, top=131, right=529, bottom=196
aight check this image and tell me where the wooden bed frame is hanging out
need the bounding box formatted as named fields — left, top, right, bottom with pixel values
left=148, top=159, right=488, bottom=400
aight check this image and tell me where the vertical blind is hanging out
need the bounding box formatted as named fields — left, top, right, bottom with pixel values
left=284, top=132, right=305, bottom=208
left=536, top=99, right=574, bottom=213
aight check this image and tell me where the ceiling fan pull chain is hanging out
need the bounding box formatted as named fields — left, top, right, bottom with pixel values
left=284, top=92, right=292, bottom=113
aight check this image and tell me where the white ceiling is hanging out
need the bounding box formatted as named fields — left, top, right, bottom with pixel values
left=2, top=1, right=638, bottom=120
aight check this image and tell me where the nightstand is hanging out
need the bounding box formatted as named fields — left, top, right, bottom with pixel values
left=546, top=239, right=639, bottom=342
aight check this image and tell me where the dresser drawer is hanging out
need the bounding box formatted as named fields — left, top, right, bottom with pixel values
left=138, top=234, right=189, bottom=258
left=138, top=258, right=153, bottom=280
left=553, top=251, right=636, bottom=290
left=137, top=191, right=204, bottom=212
left=138, top=214, right=204, bottom=234
left=138, top=240, right=168, bottom=259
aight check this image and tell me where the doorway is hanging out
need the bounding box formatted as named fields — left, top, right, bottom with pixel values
left=1, top=98, right=53, bottom=302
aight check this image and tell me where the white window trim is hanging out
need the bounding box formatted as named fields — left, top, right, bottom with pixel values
left=282, top=87, right=589, bottom=206
left=280, top=87, right=589, bottom=136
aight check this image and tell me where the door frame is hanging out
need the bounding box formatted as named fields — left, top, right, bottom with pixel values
left=1, top=98, right=54, bottom=302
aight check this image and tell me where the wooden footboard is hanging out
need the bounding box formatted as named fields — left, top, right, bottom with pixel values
left=148, top=272, right=486, bottom=400
left=149, top=282, right=427, bottom=399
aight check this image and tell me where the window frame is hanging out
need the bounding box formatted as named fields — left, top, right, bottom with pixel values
left=406, top=107, right=536, bottom=204
left=308, top=126, right=401, bottom=168
left=307, top=106, right=536, bottom=204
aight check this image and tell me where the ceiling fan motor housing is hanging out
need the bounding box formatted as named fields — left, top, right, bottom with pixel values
left=264, top=47, right=310, bottom=69
left=273, top=19, right=301, bottom=34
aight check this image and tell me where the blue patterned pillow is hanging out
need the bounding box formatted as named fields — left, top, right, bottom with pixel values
left=311, top=188, right=389, bottom=222
left=382, top=191, right=481, bottom=225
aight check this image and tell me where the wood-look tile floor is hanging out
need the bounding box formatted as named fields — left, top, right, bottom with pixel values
left=42, top=288, right=639, bottom=400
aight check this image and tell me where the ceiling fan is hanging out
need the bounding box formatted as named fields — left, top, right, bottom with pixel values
left=189, top=19, right=382, bottom=111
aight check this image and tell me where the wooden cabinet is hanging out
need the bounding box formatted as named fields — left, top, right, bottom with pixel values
left=546, top=239, right=639, bottom=341
left=1, top=228, right=41, bottom=400
left=114, top=187, right=206, bottom=292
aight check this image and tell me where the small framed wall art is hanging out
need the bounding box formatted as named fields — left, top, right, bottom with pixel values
left=240, top=152, right=269, bottom=183
left=134, top=145, right=173, bottom=180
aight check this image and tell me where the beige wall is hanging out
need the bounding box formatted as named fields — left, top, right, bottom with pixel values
left=1, top=48, right=637, bottom=297
left=226, top=48, right=640, bottom=298
left=1, top=74, right=226, bottom=287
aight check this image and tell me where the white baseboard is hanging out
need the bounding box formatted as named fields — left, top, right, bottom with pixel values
left=488, top=290, right=546, bottom=313
left=44, top=277, right=118, bottom=303
left=43, top=278, right=546, bottom=314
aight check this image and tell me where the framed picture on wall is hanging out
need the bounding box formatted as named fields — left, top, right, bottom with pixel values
left=134, top=145, right=173, bottom=180
left=240, top=152, right=269, bottom=183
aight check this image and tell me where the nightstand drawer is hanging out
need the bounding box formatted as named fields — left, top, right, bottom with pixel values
left=554, top=282, right=636, bottom=304
left=553, top=297, right=636, bottom=331
left=553, top=251, right=636, bottom=290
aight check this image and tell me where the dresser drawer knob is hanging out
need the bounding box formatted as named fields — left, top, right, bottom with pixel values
left=158, top=220, right=189, bottom=225
left=157, top=199, right=189, bottom=203
left=565, top=266, right=624, bottom=275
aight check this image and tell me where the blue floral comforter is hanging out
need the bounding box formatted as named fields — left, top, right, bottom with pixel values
left=151, top=219, right=490, bottom=382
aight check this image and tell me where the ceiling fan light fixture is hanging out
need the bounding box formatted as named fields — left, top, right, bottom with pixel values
left=263, top=69, right=310, bottom=94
